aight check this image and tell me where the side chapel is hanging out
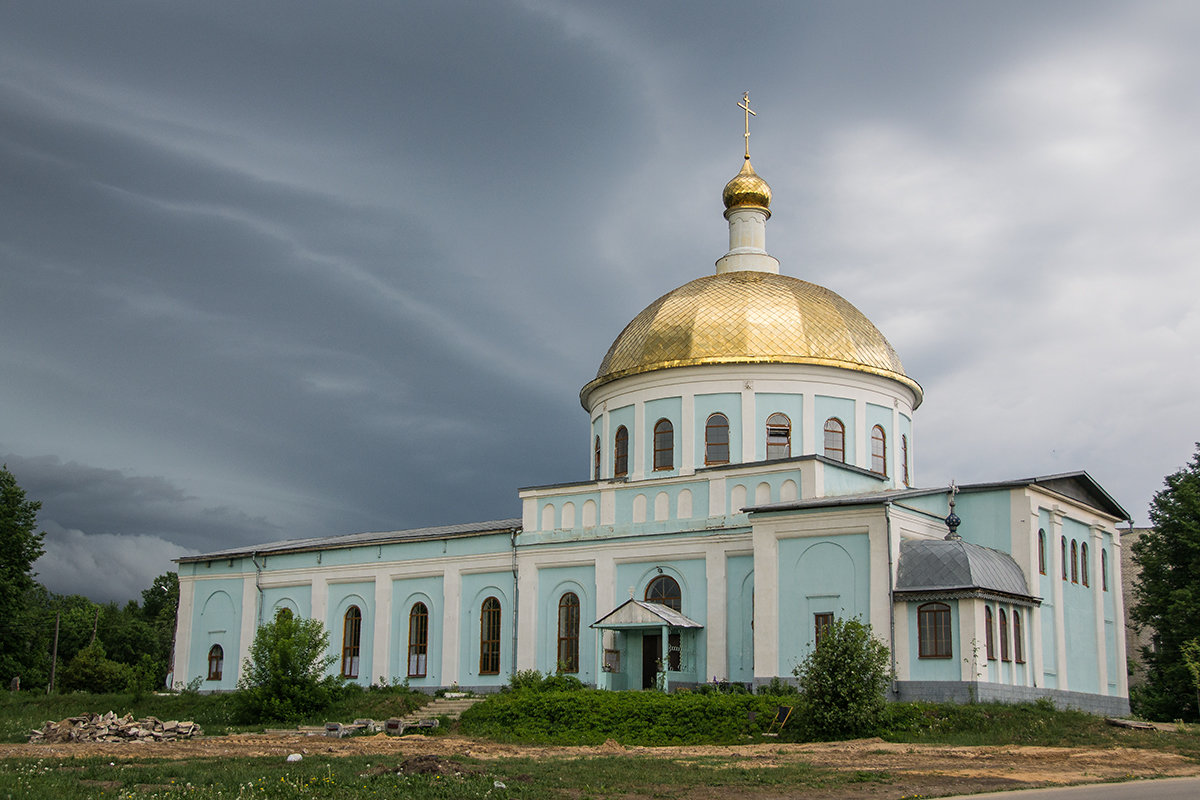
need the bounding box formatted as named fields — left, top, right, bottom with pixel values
left=172, top=97, right=1130, bottom=714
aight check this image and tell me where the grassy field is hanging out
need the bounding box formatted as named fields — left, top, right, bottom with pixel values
left=0, top=751, right=892, bottom=800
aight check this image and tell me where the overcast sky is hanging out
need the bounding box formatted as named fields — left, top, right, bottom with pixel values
left=3, top=1, right=1197, bottom=603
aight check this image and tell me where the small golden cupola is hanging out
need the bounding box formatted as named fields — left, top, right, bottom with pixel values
left=722, top=157, right=772, bottom=214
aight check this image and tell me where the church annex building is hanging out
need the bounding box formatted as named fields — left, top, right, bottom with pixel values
left=172, top=109, right=1131, bottom=714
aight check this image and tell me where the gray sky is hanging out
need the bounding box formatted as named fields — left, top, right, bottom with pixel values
left=3, top=1, right=1196, bottom=602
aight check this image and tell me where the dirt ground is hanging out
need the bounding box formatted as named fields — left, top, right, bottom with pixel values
left=3, top=733, right=1200, bottom=799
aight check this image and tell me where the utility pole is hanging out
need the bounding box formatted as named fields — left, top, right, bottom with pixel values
left=47, top=612, right=60, bottom=695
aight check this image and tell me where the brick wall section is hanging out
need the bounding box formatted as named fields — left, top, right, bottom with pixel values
left=1121, top=527, right=1153, bottom=686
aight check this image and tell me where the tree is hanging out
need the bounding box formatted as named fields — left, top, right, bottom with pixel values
left=0, top=465, right=46, bottom=686
left=792, top=616, right=891, bottom=739
left=1132, top=444, right=1200, bottom=721
left=233, top=610, right=341, bottom=723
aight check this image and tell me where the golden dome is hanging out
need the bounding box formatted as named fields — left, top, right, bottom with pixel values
left=581, top=271, right=923, bottom=406
left=722, top=158, right=772, bottom=212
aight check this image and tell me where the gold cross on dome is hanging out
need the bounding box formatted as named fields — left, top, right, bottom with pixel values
left=738, top=91, right=756, bottom=159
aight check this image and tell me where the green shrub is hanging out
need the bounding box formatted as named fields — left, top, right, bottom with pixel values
left=58, top=643, right=130, bottom=694
left=792, top=616, right=890, bottom=740
left=233, top=612, right=341, bottom=723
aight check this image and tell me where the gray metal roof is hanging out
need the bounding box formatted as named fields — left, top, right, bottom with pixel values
left=591, top=599, right=704, bottom=629
left=177, top=517, right=522, bottom=563
left=895, top=538, right=1032, bottom=600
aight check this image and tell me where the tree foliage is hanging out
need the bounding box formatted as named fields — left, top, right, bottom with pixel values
left=1132, top=444, right=1200, bottom=721
left=792, top=616, right=892, bottom=739
left=234, top=610, right=341, bottom=722
left=0, top=465, right=46, bottom=685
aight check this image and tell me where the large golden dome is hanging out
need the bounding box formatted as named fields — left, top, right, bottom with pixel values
left=581, top=270, right=922, bottom=406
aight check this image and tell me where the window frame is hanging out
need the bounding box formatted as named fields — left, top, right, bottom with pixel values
left=645, top=575, right=682, bottom=612
left=814, top=612, right=834, bottom=646
left=985, top=606, right=996, bottom=661
left=1102, top=549, right=1109, bottom=591
left=653, top=418, right=674, bottom=471
left=1081, top=542, right=1089, bottom=586
left=1061, top=537, right=1067, bottom=580
left=341, top=605, right=362, bottom=679
left=1013, top=610, right=1025, bottom=664
left=593, top=435, right=601, bottom=481
left=207, top=644, right=223, bottom=681
left=999, top=608, right=1010, bottom=662
left=823, top=417, right=846, bottom=463
left=408, top=602, right=429, bottom=678
left=557, top=593, right=581, bottom=673
left=1038, top=529, right=1046, bottom=575
left=704, top=413, right=730, bottom=466
left=614, top=426, right=629, bottom=478
left=870, top=424, right=887, bottom=476
left=1071, top=540, right=1078, bottom=583
left=901, top=434, right=910, bottom=487
left=766, top=412, right=791, bottom=460
left=479, top=597, right=502, bottom=675
left=917, top=602, right=953, bottom=659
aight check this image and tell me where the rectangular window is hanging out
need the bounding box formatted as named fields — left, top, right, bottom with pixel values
left=814, top=612, right=834, bottom=645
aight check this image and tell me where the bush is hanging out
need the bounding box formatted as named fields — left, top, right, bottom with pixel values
left=233, top=612, right=341, bottom=723
left=792, top=616, right=890, bottom=739
left=58, top=642, right=130, bottom=694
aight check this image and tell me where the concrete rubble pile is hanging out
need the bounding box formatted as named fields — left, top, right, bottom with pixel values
left=29, top=711, right=202, bottom=743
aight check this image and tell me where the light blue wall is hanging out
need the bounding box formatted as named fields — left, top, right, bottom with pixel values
left=906, top=600, right=961, bottom=680
left=327, top=582, right=375, bottom=685
left=191, top=579, right=244, bottom=691
left=537, top=565, right=597, bottom=682
left=777, top=534, right=870, bottom=675
left=822, top=465, right=886, bottom=495
left=261, top=585, right=312, bottom=622
left=459, top=572, right=515, bottom=687
left=392, top=575, right=444, bottom=687
left=644, top=396, right=682, bottom=477
left=815, top=395, right=855, bottom=464
left=694, top=393, right=742, bottom=466
left=952, top=492, right=1012, bottom=551
left=1061, top=517, right=1099, bottom=693
left=755, top=393, right=803, bottom=460
left=726, top=555, right=754, bottom=683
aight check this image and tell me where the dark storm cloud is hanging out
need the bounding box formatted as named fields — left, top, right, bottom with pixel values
left=3, top=1, right=1197, bottom=600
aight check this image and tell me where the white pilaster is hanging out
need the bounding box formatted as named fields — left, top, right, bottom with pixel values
left=1091, top=525, right=1108, bottom=694
left=633, top=401, right=646, bottom=479
left=1049, top=510, right=1068, bottom=690
left=441, top=568, right=461, bottom=686
left=238, top=576, right=258, bottom=682
left=1111, top=532, right=1129, bottom=698
left=741, top=383, right=756, bottom=463
left=752, top=525, right=779, bottom=679
left=172, top=578, right=195, bottom=686
left=372, top=574, right=390, bottom=683
left=517, top=558, right=538, bottom=670
left=705, top=545, right=728, bottom=680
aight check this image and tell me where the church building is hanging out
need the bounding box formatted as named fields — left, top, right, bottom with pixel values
left=172, top=102, right=1131, bottom=714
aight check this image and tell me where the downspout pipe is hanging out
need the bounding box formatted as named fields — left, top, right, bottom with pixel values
left=884, top=501, right=898, bottom=696
left=511, top=528, right=519, bottom=679
left=251, top=551, right=264, bottom=627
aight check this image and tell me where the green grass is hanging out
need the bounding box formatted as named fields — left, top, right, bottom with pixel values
left=0, top=753, right=892, bottom=800
left=0, top=684, right=428, bottom=743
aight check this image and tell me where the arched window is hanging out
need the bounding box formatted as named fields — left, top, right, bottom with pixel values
left=1038, top=529, right=1046, bottom=575
left=408, top=602, right=429, bottom=678
left=1081, top=542, right=1089, bottom=586
left=207, top=644, right=223, bottom=681
left=823, top=418, right=845, bottom=462
left=918, top=602, right=952, bottom=658
left=985, top=606, right=996, bottom=661
left=999, top=609, right=1010, bottom=662
left=1013, top=611, right=1024, bottom=663
left=614, top=426, right=629, bottom=478
left=705, top=413, right=730, bottom=465
left=1102, top=549, right=1109, bottom=591
left=901, top=434, right=910, bottom=487
left=557, top=593, right=580, bottom=673
left=766, top=413, right=791, bottom=460
left=593, top=435, right=601, bottom=480
left=1070, top=540, right=1078, bottom=583
left=341, top=606, right=362, bottom=678
left=653, top=419, right=674, bottom=471
left=870, top=425, right=887, bottom=475
left=645, top=575, right=682, bottom=612
left=1061, top=537, right=1067, bottom=580
left=479, top=597, right=502, bottom=675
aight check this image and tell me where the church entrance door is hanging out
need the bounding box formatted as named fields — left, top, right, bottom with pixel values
left=641, top=633, right=661, bottom=689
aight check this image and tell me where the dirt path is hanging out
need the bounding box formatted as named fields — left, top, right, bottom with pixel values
left=3, top=733, right=1199, bottom=799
